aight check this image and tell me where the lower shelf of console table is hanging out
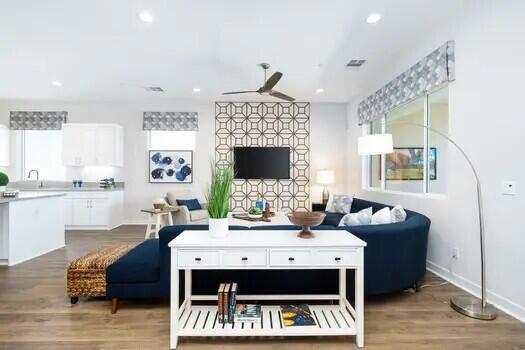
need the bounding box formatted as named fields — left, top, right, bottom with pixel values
left=178, top=304, right=356, bottom=337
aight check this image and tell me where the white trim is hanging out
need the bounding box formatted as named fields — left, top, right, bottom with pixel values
left=361, top=188, right=448, bottom=200
left=2, top=244, right=65, bottom=266
left=426, top=261, right=525, bottom=323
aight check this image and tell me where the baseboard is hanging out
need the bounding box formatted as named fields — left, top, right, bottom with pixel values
left=426, top=260, right=525, bottom=323
left=8, top=244, right=65, bottom=267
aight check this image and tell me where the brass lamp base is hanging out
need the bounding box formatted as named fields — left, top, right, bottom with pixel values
left=450, top=295, right=497, bottom=320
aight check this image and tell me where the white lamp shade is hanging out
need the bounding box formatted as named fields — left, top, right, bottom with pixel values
left=317, top=170, right=335, bottom=185
left=358, top=134, right=393, bottom=156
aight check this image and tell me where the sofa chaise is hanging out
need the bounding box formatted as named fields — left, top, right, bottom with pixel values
left=106, top=198, right=430, bottom=312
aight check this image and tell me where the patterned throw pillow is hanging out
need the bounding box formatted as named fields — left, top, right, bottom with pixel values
left=390, top=204, right=407, bottom=223
left=326, top=194, right=354, bottom=214
left=339, top=207, right=373, bottom=226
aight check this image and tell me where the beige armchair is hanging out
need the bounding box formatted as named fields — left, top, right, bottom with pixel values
left=165, top=192, right=209, bottom=225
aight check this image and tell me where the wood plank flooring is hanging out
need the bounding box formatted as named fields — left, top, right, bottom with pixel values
left=1, top=225, right=524, bottom=349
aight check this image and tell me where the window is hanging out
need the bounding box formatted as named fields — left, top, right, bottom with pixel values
left=23, top=130, right=66, bottom=180
left=364, top=87, right=448, bottom=194
left=148, top=131, right=196, bottom=150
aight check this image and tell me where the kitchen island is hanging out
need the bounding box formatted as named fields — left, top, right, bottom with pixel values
left=0, top=192, right=66, bottom=266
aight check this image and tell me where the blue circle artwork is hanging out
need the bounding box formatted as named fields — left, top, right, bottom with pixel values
left=150, top=151, right=192, bottom=183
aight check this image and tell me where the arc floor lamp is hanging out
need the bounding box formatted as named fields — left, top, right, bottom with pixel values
left=358, top=123, right=497, bottom=320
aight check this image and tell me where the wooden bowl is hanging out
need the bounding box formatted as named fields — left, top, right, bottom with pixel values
left=287, top=212, right=326, bottom=239
left=153, top=203, right=166, bottom=210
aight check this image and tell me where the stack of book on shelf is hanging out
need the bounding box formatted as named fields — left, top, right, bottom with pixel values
left=217, top=283, right=237, bottom=323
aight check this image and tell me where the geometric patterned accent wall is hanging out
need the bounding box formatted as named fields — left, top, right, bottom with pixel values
left=215, top=102, right=310, bottom=212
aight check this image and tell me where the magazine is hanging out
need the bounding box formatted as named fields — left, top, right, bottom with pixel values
left=234, top=304, right=262, bottom=323
left=280, top=304, right=317, bottom=327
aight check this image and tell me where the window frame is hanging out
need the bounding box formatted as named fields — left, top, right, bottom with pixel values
left=20, top=129, right=66, bottom=181
left=363, top=90, right=445, bottom=195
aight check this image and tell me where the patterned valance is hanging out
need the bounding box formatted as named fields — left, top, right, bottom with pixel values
left=358, top=41, right=455, bottom=125
left=9, top=111, right=68, bottom=130
left=143, top=112, right=199, bottom=131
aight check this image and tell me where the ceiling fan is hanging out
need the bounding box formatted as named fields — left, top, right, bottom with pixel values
left=222, top=63, right=295, bottom=102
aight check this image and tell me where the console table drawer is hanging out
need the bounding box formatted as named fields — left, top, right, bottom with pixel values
left=269, top=249, right=312, bottom=266
left=222, top=249, right=267, bottom=266
left=314, top=249, right=357, bottom=266
left=178, top=250, right=220, bottom=267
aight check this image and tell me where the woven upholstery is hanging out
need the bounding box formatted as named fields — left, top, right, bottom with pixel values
left=67, top=244, right=135, bottom=298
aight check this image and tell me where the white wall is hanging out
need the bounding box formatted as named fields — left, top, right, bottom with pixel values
left=0, top=100, right=347, bottom=223
left=346, top=0, right=525, bottom=321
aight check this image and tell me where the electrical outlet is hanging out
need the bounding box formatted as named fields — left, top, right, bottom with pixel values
left=502, top=181, right=517, bottom=195
left=452, top=247, right=460, bottom=260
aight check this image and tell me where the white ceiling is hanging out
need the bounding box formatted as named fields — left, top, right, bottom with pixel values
left=0, top=0, right=458, bottom=102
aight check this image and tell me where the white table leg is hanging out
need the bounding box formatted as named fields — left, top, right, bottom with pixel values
left=355, top=248, right=364, bottom=348
left=145, top=214, right=153, bottom=239
left=171, top=248, right=179, bottom=349
left=168, top=211, right=174, bottom=226
left=155, top=214, right=162, bottom=239
left=339, top=268, right=346, bottom=310
left=185, top=269, right=192, bottom=310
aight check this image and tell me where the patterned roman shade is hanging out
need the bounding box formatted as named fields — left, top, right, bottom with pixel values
left=9, top=111, right=68, bottom=130
left=357, top=41, right=455, bottom=125
left=143, top=112, right=199, bottom=131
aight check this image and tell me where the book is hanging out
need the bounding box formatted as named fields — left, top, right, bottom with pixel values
left=280, top=304, right=317, bottom=327
left=234, top=304, right=262, bottom=323
left=217, top=283, right=225, bottom=323
left=222, top=283, right=231, bottom=323
left=228, top=282, right=237, bottom=323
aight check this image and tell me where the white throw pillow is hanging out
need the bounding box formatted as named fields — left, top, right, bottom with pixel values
left=339, top=207, right=373, bottom=226
left=371, top=207, right=392, bottom=225
left=326, top=194, right=354, bottom=214
left=390, top=204, right=407, bottom=223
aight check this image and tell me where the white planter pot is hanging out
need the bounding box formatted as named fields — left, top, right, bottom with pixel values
left=208, top=218, right=229, bottom=239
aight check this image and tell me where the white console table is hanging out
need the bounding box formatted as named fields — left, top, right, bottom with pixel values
left=169, top=230, right=366, bottom=349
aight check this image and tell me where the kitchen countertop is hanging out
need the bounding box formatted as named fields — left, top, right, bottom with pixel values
left=11, top=187, right=124, bottom=192
left=0, top=191, right=66, bottom=204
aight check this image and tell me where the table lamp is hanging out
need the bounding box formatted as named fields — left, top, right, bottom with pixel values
left=317, top=170, right=334, bottom=204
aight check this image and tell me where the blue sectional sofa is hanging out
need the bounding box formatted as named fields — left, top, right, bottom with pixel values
left=106, top=198, right=430, bottom=312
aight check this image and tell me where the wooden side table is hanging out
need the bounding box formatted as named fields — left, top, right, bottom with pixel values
left=141, top=207, right=179, bottom=239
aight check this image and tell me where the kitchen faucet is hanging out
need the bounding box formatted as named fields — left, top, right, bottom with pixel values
left=28, top=169, right=44, bottom=188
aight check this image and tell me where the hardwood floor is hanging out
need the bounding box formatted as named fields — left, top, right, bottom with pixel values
left=1, top=225, right=524, bottom=349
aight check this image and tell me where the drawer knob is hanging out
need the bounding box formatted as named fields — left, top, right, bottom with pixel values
left=288, top=257, right=295, bottom=262
left=194, top=257, right=202, bottom=262
left=334, top=257, right=341, bottom=261
left=241, top=257, right=248, bottom=261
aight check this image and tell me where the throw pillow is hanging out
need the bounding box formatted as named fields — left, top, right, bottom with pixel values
left=176, top=199, right=202, bottom=211
left=326, top=194, right=354, bottom=214
left=390, top=204, right=407, bottom=223
left=371, top=207, right=392, bottom=225
left=339, top=207, right=373, bottom=226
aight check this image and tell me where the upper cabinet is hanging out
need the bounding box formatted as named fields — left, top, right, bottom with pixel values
left=0, top=124, right=9, bottom=166
left=62, top=123, right=123, bottom=167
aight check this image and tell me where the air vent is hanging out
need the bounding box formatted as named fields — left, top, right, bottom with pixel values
left=145, top=86, right=164, bottom=92
left=346, top=60, right=366, bottom=67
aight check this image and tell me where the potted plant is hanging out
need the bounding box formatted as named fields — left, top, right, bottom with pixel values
left=0, top=172, right=9, bottom=192
left=206, top=164, right=233, bottom=238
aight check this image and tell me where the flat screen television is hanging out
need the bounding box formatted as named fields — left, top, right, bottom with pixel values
left=233, top=147, right=290, bottom=179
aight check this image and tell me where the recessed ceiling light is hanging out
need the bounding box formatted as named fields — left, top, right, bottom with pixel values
left=316, top=88, right=324, bottom=93
left=138, top=11, right=153, bottom=23
left=51, top=81, right=62, bottom=87
left=366, top=12, right=382, bottom=24
left=192, top=87, right=201, bottom=93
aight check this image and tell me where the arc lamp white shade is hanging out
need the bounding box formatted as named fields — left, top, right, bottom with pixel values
left=358, top=134, right=393, bottom=156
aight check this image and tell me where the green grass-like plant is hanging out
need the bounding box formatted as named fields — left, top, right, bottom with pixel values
left=0, top=172, right=9, bottom=187
left=206, top=164, right=234, bottom=219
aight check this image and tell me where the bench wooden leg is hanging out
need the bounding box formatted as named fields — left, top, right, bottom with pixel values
left=111, top=298, right=119, bottom=314
left=70, top=297, right=79, bottom=304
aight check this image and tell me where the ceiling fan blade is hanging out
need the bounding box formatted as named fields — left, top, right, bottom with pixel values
left=222, top=91, right=258, bottom=95
left=269, top=90, right=295, bottom=102
left=261, top=72, right=283, bottom=92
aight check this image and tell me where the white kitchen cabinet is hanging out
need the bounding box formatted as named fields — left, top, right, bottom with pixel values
left=62, top=123, right=124, bottom=167
left=64, top=190, right=123, bottom=230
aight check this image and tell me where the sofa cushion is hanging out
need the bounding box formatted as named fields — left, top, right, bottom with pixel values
left=321, top=212, right=345, bottom=226
left=106, top=239, right=160, bottom=283
left=176, top=198, right=202, bottom=211
left=189, top=209, right=208, bottom=222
